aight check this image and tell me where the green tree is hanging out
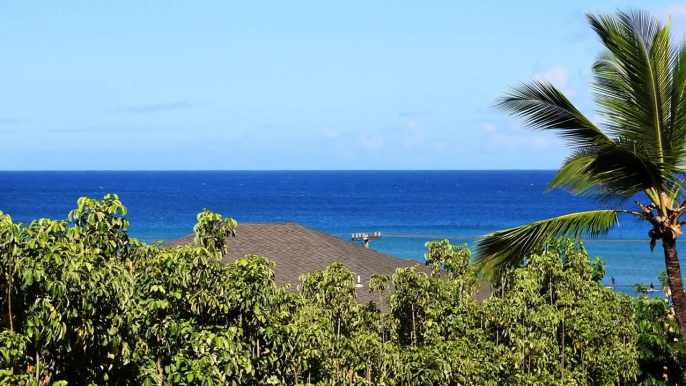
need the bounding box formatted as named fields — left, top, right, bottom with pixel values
left=0, top=194, right=135, bottom=385
left=192, top=209, right=237, bottom=258
left=481, top=238, right=638, bottom=384
left=633, top=282, right=686, bottom=385
left=1, top=194, right=674, bottom=384
left=475, top=9, right=686, bottom=347
left=129, top=244, right=247, bottom=385
left=298, top=262, right=364, bottom=384
left=369, top=273, right=390, bottom=306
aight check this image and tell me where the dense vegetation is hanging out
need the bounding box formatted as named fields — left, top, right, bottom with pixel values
left=0, top=195, right=684, bottom=385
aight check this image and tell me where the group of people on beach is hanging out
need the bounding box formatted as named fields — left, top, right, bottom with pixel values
left=610, top=277, right=656, bottom=291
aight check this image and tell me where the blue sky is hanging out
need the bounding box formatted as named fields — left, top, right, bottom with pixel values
left=2, top=1, right=686, bottom=170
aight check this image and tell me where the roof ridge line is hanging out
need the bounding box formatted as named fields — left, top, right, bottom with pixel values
left=299, top=226, right=378, bottom=279
left=301, top=226, right=403, bottom=278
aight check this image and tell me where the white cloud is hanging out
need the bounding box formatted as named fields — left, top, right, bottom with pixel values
left=404, top=121, right=424, bottom=148
left=534, top=65, right=576, bottom=98
left=480, top=123, right=496, bottom=132
left=487, top=133, right=513, bottom=149
left=433, top=142, right=449, bottom=151
left=487, top=133, right=552, bottom=150
left=481, top=122, right=554, bottom=151
left=359, top=133, right=383, bottom=149
left=431, top=142, right=465, bottom=155
left=531, top=137, right=552, bottom=149
left=323, top=130, right=338, bottom=138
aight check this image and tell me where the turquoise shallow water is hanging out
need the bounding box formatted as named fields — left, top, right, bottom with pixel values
left=0, top=170, right=668, bottom=289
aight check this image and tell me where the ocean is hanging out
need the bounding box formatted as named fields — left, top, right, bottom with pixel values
left=0, top=170, right=667, bottom=289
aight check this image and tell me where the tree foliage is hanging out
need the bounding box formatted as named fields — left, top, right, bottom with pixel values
left=0, top=195, right=681, bottom=384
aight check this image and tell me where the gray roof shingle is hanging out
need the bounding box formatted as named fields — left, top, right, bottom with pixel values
left=166, top=223, right=491, bottom=307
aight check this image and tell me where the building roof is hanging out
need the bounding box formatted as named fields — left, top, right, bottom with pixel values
left=166, top=222, right=491, bottom=306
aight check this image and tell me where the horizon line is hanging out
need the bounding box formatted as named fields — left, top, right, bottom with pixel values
left=0, top=169, right=560, bottom=172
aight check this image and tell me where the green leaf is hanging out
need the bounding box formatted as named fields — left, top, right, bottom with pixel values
left=495, top=79, right=610, bottom=149
left=475, top=210, right=631, bottom=274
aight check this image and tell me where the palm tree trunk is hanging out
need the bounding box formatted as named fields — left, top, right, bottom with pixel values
left=663, top=237, right=686, bottom=346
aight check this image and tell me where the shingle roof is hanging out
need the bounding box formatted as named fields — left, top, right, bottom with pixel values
left=166, top=223, right=491, bottom=307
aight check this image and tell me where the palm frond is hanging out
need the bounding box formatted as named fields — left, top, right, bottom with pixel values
left=672, top=41, right=686, bottom=166
left=545, top=151, right=598, bottom=195
left=546, top=138, right=670, bottom=204
left=649, top=13, right=672, bottom=138
left=585, top=139, right=667, bottom=195
left=474, top=210, right=640, bottom=274
left=494, top=80, right=611, bottom=148
left=588, top=10, right=673, bottom=159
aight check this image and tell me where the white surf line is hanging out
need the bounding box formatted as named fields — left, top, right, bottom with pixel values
left=332, top=232, right=649, bottom=243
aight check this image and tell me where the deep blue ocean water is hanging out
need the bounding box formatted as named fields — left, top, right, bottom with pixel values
left=0, top=171, right=667, bottom=289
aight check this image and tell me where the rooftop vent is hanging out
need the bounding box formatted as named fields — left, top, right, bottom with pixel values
left=352, top=232, right=381, bottom=248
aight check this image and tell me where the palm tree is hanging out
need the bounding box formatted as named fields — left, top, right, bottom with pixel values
left=475, top=9, right=686, bottom=347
